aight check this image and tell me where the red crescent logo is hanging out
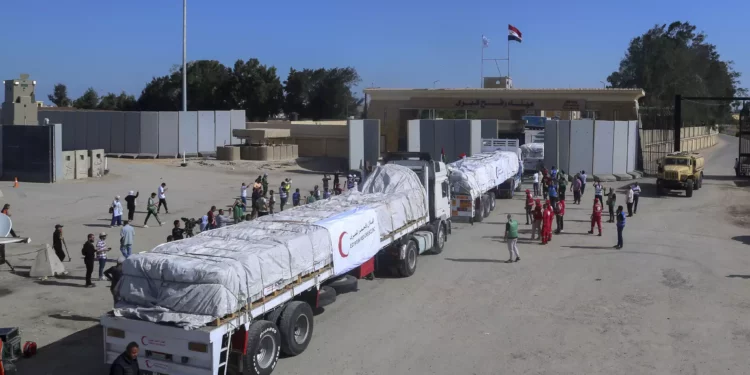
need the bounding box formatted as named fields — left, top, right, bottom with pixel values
left=141, top=336, right=148, bottom=346
left=338, top=232, right=349, bottom=258
left=145, top=360, right=153, bottom=368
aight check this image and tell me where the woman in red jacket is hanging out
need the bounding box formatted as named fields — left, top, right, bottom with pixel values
left=588, top=198, right=603, bottom=236
left=541, top=200, right=554, bottom=244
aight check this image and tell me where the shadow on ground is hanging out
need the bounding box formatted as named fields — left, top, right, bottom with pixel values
left=48, top=313, right=101, bottom=322
left=15, top=325, right=107, bottom=375
left=445, top=258, right=507, bottom=263
left=726, top=275, right=750, bottom=279
left=733, top=236, right=750, bottom=245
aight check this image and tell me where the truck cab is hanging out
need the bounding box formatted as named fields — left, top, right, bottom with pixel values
left=656, top=152, right=705, bottom=197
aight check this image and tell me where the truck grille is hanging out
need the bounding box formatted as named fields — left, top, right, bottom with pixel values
left=664, top=171, right=679, bottom=180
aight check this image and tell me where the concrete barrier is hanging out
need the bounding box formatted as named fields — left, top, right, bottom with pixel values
left=62, top=151, right=75, bottom=180
left=271, top=145, right=280, bottom=160
left=217, top=146, right=240, bottom=161
left=240, top=146, right=252, bottom=160
left=74, top=150, right=89, bottom=179
left=88, top=149, right=105, bottom=177
left=257, top=146, right=269, bottom=160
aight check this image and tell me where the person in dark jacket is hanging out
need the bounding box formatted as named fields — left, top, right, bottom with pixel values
left=104, top=257, right=125, bottom=304
left=81, top=233, right=97, bottom=287
left=52, top=224, right=66, bottom=262
left=123, top=191, right=139, bottom=221
left=109, top=341, right=140, bottom=375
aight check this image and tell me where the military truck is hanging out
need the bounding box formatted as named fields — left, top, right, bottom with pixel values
left=656, top=152, right=705, bottom=197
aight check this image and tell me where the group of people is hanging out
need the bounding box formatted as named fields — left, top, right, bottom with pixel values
left=109, top=183, right=169, bottom=228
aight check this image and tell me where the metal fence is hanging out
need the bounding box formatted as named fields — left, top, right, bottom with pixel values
left=637, top=108, right=674, bottom=174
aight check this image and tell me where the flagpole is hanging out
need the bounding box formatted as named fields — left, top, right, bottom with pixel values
left=507, top=36, right=510, bottom=78
left=481, top=36, right=484, bottom=88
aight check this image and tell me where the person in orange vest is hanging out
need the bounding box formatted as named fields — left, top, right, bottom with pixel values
left=554, top=198, right=566, bottom=234
left=524, top=189, right=534, bottom=225
left=541, top=200, right=554, bottom=244
left=531, top=199, right=543, bottom=240
left=588, top=197, right=603, bottom=236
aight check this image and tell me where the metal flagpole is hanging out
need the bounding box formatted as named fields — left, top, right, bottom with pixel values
left=481, top=36, right=484, bottom=88
left=182, top=0, right=187, bottom=112
left=507, top=37, right=510, bottom=78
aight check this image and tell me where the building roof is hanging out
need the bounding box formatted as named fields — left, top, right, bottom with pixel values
left=364, top=88, right=645, bottom=102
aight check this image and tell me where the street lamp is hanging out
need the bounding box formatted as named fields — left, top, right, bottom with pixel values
left=600, top=81, right=606, bottom=89
left=182, top=0, right=187, bottom=112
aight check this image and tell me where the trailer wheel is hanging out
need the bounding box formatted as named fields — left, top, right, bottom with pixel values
left=482, top=195, right=491, bottom=218
left=473, top=198, right=484, bottom=223
left=279, top=301, right=314, bottom=356
left=243, top=320, right=280, bottom=375
left=326, top=275, right=358, bottom=294
left=430, top=222, right=446, bottom=255
left=398, top=240, right=418, bottom=277
left=489, top=192, right=496, bottom=211
left=318, top=286, right=337, bottom=307
left=266, top=306, right=285, bottom=326
left=685, top=180, right=694, bottom=197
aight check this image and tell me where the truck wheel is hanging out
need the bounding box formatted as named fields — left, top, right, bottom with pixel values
left=279, top=301, right=314, bottom=356
left=489, top=192, right=496, bottom=211
left=318, top=286, right=337, bottom=307
left=243, top=320, right=280, bottom=375
left=697, top=174, right=703, bottom=189
left=685, top=180, right=693, bottom=197
left=431, top=222, right=446, bottom=255
left=473, top=198, right=484, bottom=223
left=326, top=275, right=358, bottom=294
left=398, top=240, right=418, bottom=277
left=266, top=306, right=285, bottom=326
left=483, top=195, right=491, bottom=218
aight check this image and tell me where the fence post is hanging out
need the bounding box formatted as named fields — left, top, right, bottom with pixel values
left=674, top=95, right=682, bottom=152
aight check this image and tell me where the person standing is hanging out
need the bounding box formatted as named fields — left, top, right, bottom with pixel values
left=261, top=173, right=269, bottom=196
left=524, top=189, right=534, bottom=225
left=124, top=191, right=139, bottom=222
left=557, top=171, right=567, bottom=201
left=579, top=171, right=588, bottom=196
left=120, top=221, right=135, bottom=258
left=172, top=220, right=185, bottom=240
left=631, top=182, right=641, bottom=214
left=615, top=205, right=626, bottom=249
left=313, top=185, right=321, bottom=200
left=215, top=209, right=228, bottom=228
left=95, top=232, right=112, bottom=281
left=284, top=178, right=292, bottom=196
left=1, top=204, right=18, bottom=237
left=306, top=191, right=317, bottom=204
left=531, top=199, right=543, bottom=240
left=157, top=183, right=169, bottom=214
left=626, top=185, right=635, bottom=217
left=143, top=193, right=162, bottom=227
left=593, top=181, right=603, bottom=204
left=504, top=214, right=520, bottom=263
left=571, top=175, right=582, bottom=205
left=532, top=171, right=540, bottom=197
left=103, top=257, right=124, bottom=304
left=588, top=198, right=603, bottom=236
left=606, top=187, right=617, bottom=222
left=109, top=342, right=140, bottom=375
left=52, top=224, right=66, bottom=262
left=323, top=188, right=331, bottom=199
left=268, top=191, right=276, bottom=214
left=548, top=181, right=558, bottom=207
left=279, top=182, right=288, bottom=211
left=110, top=196, right=123, bottom=228
left=81, top=233, right=97, bottom=288
left=240, top=182, right=248, bottom=208
left=207, top=206, right=217, bottom=230
left=293, top=188, right=301, bottom=207
left=554, top=198, right=565, bottom=234
left=542, top=173, right=550, bottom=200
left=200, top=214, right=209, bottom=232
left=251, top=187, right=262, bottom=218
left=541, top=201, right=553, bottom=244
left=256, top=194, right=270, bottom=217
left=550, top=166, right=558, bottom=179
left=232, top=199, right=245, bottom=223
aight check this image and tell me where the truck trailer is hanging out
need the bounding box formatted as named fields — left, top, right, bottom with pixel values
left=101, top=159, right=451, bottom=375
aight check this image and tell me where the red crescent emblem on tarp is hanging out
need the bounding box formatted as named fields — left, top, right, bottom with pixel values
left=141, top=336, right=148, bottom=345
left=338, top=232, right=349, bottom=257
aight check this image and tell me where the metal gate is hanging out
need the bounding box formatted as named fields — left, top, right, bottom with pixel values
left=2, top=125, right=54, bottom=183
left=637, top=108, right=674, bottom=175
left=740, top=103, right=750, bottom=176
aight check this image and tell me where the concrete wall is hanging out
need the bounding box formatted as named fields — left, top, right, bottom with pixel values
left=638, top=126, right=718, bottom=174
left=37, top=109, right=247, bottom=158
left=593, top=121, right=615, bottom=175
left=612, top=121, right=629, bottom=174
left=348, top=120, right=380, bottom=170
left=406, top=119, right=486, bottom=162
left=1, top=124, right=55, bottom=182
left=244, top=121, right=348, bottom=157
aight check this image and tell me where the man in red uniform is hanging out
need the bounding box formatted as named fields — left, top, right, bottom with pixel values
left=554, top=198, right=566, bottom=234
left=524, top=189, right=534, bottom=225
left=541, top=201, right=554, bottom=244
left=588, top=198, right=603, bottom=236
left=531, top=199, right=543, bottom=240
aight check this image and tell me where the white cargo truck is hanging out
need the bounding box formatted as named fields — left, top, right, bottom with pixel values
left=101, top=158, right=451, bottom=375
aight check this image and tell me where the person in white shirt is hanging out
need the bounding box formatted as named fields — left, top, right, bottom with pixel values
left=626, top=185, right=635, bottom=217
left=240, top=182, right=248, bottom=207
left=533, top=171, right=541, bottom=197
left=110, top=196, right=123, bottom=228
left=157, top=183, right=169, bottom=214
left=631, top=182, right=641, bottom=214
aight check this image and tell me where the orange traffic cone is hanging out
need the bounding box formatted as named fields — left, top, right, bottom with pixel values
left=13, top=178, right=18, bottom=188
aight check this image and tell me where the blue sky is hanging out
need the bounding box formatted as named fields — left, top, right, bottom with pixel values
left=2, top=0, right=748, bottom=101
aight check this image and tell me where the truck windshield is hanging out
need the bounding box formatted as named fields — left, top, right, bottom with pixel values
left=665, top=158, right=690, bottom=166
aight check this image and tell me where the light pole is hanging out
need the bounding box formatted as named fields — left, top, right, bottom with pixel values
left=600, top=80, right=606, bottom=89
left=182, top=0, right=187, bottom=112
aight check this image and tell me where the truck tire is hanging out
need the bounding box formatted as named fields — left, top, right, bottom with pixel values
left=318, top=286, right=337, bottom=307
left=685, top=180, right=693, bottom=197
left=278, top=301, right=314, bottom=356
left=266, top=306, right=285, bottom=326
left=482, top=195, right=491, bottom=218
left=243, top=320, right=280, bottom=375
left=326, top=275, right=358, bottom=294
left=696, top=173, right=703, bottom=189
left=398, top=240, right=418, bottom=277
left=473, top=198, right=484, bottom=223
left=489, top=192, right=496, bottom=211
left=431, top=222, right=446, bottom=255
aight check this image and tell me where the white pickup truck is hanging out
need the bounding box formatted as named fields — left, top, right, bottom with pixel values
left=100, top=155, right=451, bottom=375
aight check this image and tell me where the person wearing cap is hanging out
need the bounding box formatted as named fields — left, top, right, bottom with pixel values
left=52, top=224, right=66, bottom=262
left=104, top=257, right=126, bottom=304
left=95, top=232, right=112, bottom=281
left=110, top=196, right=123, bottom=228
left=504, top=214, right=520, bottom=263
left=81, top=233, right=97, bottom=287
left=524, top=189, right=534, bottom=225
left=124, top=191, right=139, bottom=222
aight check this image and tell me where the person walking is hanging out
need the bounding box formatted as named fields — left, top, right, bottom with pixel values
left=279, top=183, right=288, bottom=211
left=82, top=233, right=97, bottom=288
left=606, top=187, right=617, bottom=222
left=293, top=188, right=301, bottom=207
left=157, top=183, right=169, bottom=214
left=95, top=232, right=112, bottom=281
left=554, top=198, right=565, bottom=234
left=256, top=194, right=270, bottom=217
left=120, top=221, right=135, bottom=258
left=593, top=181, right=603, bottom=203
left=533, top=171, right=540, bottom=197
left=504, top=214, right=520, bottom=263
left=579, top=171, right=588, bottom=196
left=110, top=196, right=123, bottom=228
left=615, top=205, right=626, bottom=249
left=524, top=189, right=534, bottom=225
left=541, top=201, right=553, bottom=244
left=548, top=181, right=559, bottom=206
left=52, top=224, right=67, bottom=262
left=269, top=191, right=276, bottom=214
left=571, top=175, right=582, bottom=204
left=588, top=198, right=603, bottom=236
left=124, top=191, right=139, bottom=222
left=531, top=199, right=543, bottom=240
left=143, top=193, right=162, bottom=227
left=109, top=342, right=140, bottom=375
left=626, top=185, right=635, bottom=217
left=557, top=171, right=567, bottom=201
left=631, top=182, right=641, bottom=214
left=103, top=257, right=124, bottom=305
left=172, top=220, right=185, bottom=240
left=240, top=182, right=248, bottom=208
left=1, top=204, right=18, bottom=237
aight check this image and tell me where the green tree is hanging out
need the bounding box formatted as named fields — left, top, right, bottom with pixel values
left=283, top=67, right=362, bottom=120
left=47, top=83, right=71, bottom=107
left=98, top=91, right=137, bottom=110
left=607, top=21, right=744, bottom=124
left=228, top=59, right=284, bottom=121
left=73, top=87, right=100, bottom=109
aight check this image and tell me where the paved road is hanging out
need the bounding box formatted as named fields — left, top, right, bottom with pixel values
left=14, top=135, right=750, bottom=374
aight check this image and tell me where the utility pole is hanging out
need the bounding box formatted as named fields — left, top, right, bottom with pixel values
left=182, top=0, right=187, bottom=112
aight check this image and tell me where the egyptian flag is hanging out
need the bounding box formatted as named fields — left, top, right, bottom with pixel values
left=508, top=24, right=522, bottom=43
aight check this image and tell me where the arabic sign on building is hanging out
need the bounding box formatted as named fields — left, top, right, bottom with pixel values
left=455, top=99, right=535, bottom=109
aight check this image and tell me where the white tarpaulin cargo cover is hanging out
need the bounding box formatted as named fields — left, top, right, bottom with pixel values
left=447, top=151, right=520, bottom=198
left=114, top=164, right=427, bottom=328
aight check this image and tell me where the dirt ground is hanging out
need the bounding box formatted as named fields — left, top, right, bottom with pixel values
left=5, top=135, right=750, bottom=375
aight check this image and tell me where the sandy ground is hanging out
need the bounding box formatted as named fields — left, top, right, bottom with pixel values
left=6, top=135, right=750, bottom=374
